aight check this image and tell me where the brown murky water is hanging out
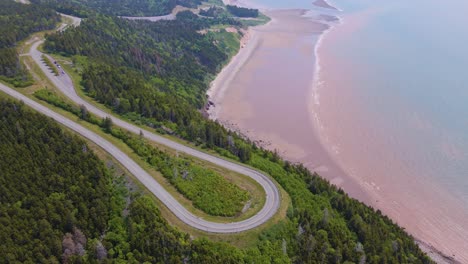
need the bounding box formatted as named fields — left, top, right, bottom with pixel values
left=211, top=10, right=369, bottom=200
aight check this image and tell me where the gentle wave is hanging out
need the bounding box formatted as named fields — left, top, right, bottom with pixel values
left=308, top=7, right=343, bottom=159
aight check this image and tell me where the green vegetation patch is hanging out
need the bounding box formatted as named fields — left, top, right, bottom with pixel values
left=0, top=0, right=59, bottom=87
left=45, top=14, right=254, bottom=163
left=0, top=48, right=34, bottom=87
left=45, top=14, right=237, bottom=108
left=123, top=131, right=250, bottom=216
left=41, top=55, right=60, bottom=76
left=0, top=99, right=111, bottom=263
left=35, top=89, right=250, bottom=217
left=206, top=28, right=241, bottom=57
left=226, top=5, right=259, bottom=18
left=30, top=0, right=202, bottom=17
left=34, top=89, right=101, bottom=124
left=0, top=97, right=285, bottom=263
left=240, top=13, right=271, bottom=27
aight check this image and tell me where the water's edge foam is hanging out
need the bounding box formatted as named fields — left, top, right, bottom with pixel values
left=308, top=4, right=344, bottom=174
left=308, top=4, right=459, bottom=263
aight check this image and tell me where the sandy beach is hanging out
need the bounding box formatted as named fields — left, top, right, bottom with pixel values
left=207, top=3, right=468, bottom=263
left=207, top=9, right=370, bottom=202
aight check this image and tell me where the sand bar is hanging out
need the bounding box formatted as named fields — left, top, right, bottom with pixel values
left=313, top=0, right=338, bottom=10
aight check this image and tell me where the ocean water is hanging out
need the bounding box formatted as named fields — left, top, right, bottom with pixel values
left=253, top=0, right=468, bottom=205
left=247, top=0, right=468, bottom=260
left=316, top=0, right=468, bottom=207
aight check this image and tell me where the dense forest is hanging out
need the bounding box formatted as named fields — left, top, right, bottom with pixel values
left=114, top=127, right=251, bottom=217
left=0, top=99, right=111, bottom=262
left=45, top=13, right=255, bottom=162
left=30, top=0, right=202, bottom=17
left=226, top=5, right=259, bottom=18
left=199, top=6, right=226, bottom=18
left=45, top=13, right=238, bottom=107
left=0, top=99, right=285, bottom=263
left=0, top=0, right=60, bottom=86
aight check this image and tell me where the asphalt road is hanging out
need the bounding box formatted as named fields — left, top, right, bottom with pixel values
left=17, top=38, right=281, bottom=233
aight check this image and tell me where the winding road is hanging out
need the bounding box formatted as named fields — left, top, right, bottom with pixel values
left=2, top=16, right=281, bottom=233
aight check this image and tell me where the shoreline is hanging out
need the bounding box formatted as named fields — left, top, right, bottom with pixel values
left=206, top=9, right=368, bottom=193
left=207, top=1, right=454, bottom=263
left=206, top=23, right=265, bottom=120
left=308, top=6, right=465, bottom=264
left=312, top=8, right=468, bottom=262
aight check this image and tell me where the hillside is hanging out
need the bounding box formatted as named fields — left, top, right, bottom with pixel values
left=45, top=13, right=237, bottom=108
left=0, top=0, right=60, bottom=86
left=30, top=0, right=202, bottom=17
left=45, top=13, right=254, bottom=163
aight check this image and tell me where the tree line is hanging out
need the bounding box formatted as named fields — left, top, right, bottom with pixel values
left=0, top=0, right=60, bottom=86
left=30, top=0, right=202, bottom=17
left=226, top=5, right=259, bottom=18
left=45, top=13, right=253, bottom=162
left=45, top=13, right=237, bottom=108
